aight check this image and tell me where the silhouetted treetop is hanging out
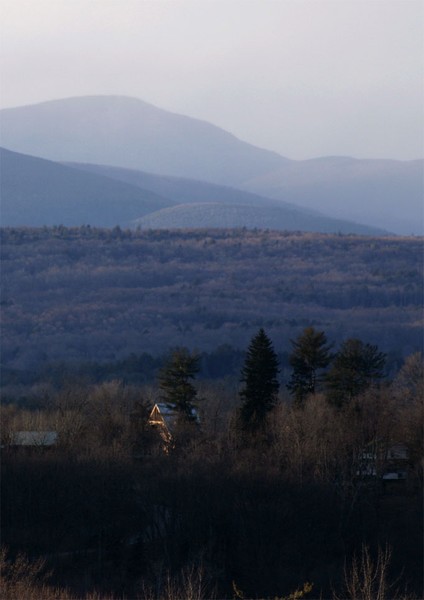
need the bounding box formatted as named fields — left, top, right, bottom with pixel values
left=287, top=326, right=333, bottom=405
left=326, top=338, right=386, bottom=406
left=239, top=328, right=280, bottom=432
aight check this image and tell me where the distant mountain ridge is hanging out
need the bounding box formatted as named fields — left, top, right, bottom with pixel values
left=65, top=162, right=286, bottom=209
left=0, top=147, right=175, bottom=227
left=0, top=147, right=389, bottom=234
left=242, top=157, right=424, bottom=235
left=0, top=95, right=286, bottom=186
left=0, top=95, right=422, bottom=234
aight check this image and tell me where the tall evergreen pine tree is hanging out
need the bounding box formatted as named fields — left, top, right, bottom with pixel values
left=239, top=328, right=280, bottom=432
left=158, top=347, right=200, bottom=422
left=326, top=338, right=386, bottom=406
left=287, top=327, right=333, bottom=406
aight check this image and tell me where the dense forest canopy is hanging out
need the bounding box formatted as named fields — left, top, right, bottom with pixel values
left=1, top=227, right=422, bottom=378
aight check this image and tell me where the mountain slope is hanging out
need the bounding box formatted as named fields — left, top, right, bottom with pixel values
left=242, top=157, right=424, bottom=235
left=1, top=148, right=390, bottom=234
left=0, top=95, right=286, bottom=186
left=133, top=202, right=389, bottom=235
left=61, top=161, right=391, bottom=234
left=66, top=161, right=286, bottom=208
left=1, top=95, right=420, bottom=234
left=0, top=147, right=175, bottom=227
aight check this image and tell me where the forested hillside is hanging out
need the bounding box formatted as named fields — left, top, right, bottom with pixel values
left=132, top=202, right=387, bottom=234
left=1, top=227, right=422, bottom=376
left=1, top=226, right=423, bottom=599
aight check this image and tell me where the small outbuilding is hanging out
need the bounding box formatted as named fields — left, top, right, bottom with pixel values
left=6, top=431, right=58, bottom=450
left=12, top=431, right=58, bottom=446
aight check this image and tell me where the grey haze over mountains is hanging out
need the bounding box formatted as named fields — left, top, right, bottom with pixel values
left=242, top=157, right=423, bottom=236
left=1, top=95, right=422, bottom=234
left=0, top=147, right=387, bottom=234
left=0, top=95, right=285, bottom=186
left=0, top=148, right=176, bottom=227
left=68, top=162, right=388, bottom=234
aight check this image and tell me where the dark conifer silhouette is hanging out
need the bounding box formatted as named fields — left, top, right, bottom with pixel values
left=239, top=328, right=280, bottom=432
left=287, top=327, right=333, bottom=406
left=158, top=347, right=200, bottom=422
left=326, top=338, right=386, bottom=406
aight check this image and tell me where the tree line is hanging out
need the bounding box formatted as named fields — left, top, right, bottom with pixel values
left=159, top=327, right=388, bottom=433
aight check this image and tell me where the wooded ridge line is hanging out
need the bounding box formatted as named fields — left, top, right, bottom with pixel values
left=1, top=226, right=422, bottom=374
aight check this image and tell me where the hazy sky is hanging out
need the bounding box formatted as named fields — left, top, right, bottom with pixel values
left=1, top=0, right=423, bottom=160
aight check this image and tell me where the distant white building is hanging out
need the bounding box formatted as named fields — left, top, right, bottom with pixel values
left=357, top=441, right=410, bottom=483
left=382, top=443, right=409, bottom=481
left=11, top=431, right=58, bottom=447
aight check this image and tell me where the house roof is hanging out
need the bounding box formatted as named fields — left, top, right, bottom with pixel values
left=154, top=403, right=176, bottom=417
left=382, top=470, right=407, bottom=480
left=149, top=403, right=199, bottom=428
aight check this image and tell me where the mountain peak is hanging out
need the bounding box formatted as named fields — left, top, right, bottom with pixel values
left=1, top=96, right=421, bottom=234
left=0, top=95, right=286, bottom=185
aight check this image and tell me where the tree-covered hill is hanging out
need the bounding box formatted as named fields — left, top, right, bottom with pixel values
left=1, top=227, right=422, bottom=373
left=132, top=202, right=388, bottom=234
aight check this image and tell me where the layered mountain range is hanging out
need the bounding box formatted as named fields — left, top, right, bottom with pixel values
left=1, top=95, right=422, bottom=234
